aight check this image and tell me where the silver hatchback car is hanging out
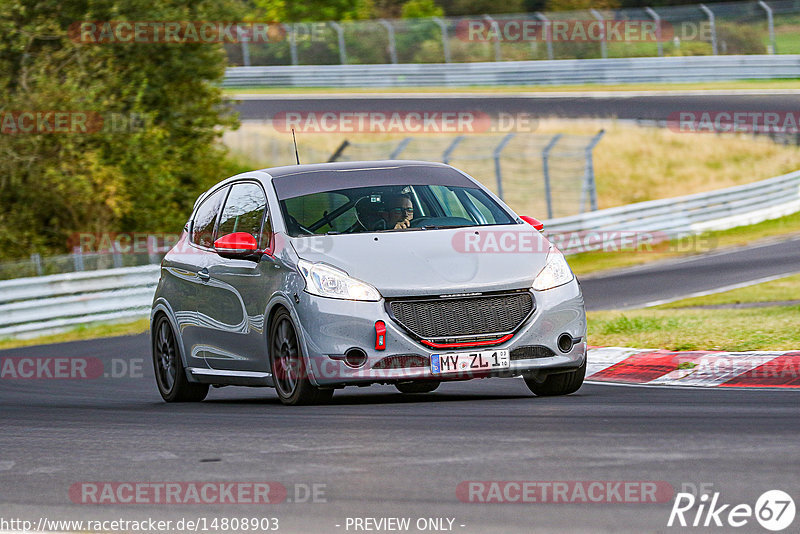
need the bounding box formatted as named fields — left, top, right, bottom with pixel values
left=151, top=161, right=586, bottom=405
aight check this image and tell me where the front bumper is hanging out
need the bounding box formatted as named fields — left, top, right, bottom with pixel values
left=293, top=281, right=587, bottom=387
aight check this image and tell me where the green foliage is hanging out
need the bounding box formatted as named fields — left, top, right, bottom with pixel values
left=717, top=23, right=766, bottom=55
left=545, top=0, right=619, bottom=11
left=664, top=40, right=713, bottom=56
left=252, top=0, right=375, bottom=22
left=436, top=0, right=526, bottom=17
left=401, top=0, right=444, bottom=18
left=0, top=0, right=244, bottom=260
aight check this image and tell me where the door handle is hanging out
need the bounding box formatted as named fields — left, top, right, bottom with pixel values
left=198, top=268, right=210, bottom=282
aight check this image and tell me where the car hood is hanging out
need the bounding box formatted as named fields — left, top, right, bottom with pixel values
left=289, top=224, right=553, bottom=297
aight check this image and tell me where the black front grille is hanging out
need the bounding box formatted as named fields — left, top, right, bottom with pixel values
left=389, top=292, right=534, bottom=340
left=373, top=354, right=429, bottom=369
left=510, top=346, right=556, bottom=361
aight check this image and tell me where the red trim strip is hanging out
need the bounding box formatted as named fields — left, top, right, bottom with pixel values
left=420, top=333, right=513, bottom=349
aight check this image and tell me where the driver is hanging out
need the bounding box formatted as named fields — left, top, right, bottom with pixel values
left=353, top=194, right=414, bottom=231
left=383, top=194, right=414, bottom=230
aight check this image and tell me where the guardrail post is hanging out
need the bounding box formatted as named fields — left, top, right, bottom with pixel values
left=390, top=137, right=413, bottom=159
left=72, top=247, right=84, bottom=272
left=112, top=250, right=123, bottom=269
left=535, top=13, right=554, bottom=60
left=284, top=24, right=298, bottom=65
left=237, top=25, right=251, bottom=66
left=758, top=1, right=776, bottom=54
left=432, top=17, right=451, bottom=63
left=541, top=133, right=562, bottom=219
left=699, top=4, right=718, bottom=55
left=493, top=133, right=515, bottom=201
left=379, top=19, right=398, bottom=64
left=30, top=253, right=42, bottom=276
left=482, top=15, right=502, bottom=62
left=148, top=236, right=159, bottom=264
left=645, top=7, right=663, bottom=57
left=589, top=9, right=608, bottom=59
left=442, top=135, right=464, bottom=164
left=582, top=130, right=605, bottom=212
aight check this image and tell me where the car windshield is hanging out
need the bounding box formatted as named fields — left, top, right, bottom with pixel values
left=279, top=184, right=515, bottom=236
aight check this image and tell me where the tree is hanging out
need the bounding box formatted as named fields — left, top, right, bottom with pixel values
left=401, top=0, right=444, bottom=18
left=251, top=0, right=375, bottom=22
left=0, top=0, right=245, bottom=260
left=545, top=0, right=620, bottom=10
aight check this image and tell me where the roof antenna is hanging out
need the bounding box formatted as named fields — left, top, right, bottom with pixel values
left=292, top=128, right=300, bottom=165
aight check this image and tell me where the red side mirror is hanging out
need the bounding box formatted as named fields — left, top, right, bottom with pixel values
left=213, top=232, right=261, bottom=260
left=520, top=216, right=544, bottom=231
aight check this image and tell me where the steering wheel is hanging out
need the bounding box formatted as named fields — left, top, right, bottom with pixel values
left=409, top=217, right=433, bottom=228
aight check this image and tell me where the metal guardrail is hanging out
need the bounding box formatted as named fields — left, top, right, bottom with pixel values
left=545, top=168, right=800, bottom=252
left=2, top=169, right=799, bottom=338
left=0, top=265, right=160, bottom=338
left=222, top=55, right=800, bottom=87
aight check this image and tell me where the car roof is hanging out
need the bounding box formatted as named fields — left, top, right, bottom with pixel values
left=192, top=160, right=477, bottom=212
left=262, top=160, right=476, bottom=200
left=260, top=160, right=452, bottom=178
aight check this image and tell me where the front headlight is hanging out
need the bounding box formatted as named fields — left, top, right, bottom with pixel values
left=532, top=248, right=574, bottom=291
left=297, top=259, right=381, bottom=301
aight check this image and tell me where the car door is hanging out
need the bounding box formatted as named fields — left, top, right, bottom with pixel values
left=197, top=180, right=279, bottom=372
left=177, top=185, right=229, bottom=370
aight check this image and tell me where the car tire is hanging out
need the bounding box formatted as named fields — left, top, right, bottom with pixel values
left=395, top=381, right=440, bottom=394
left=152, top=315, right=209, bottom=402
left=524, top=358, right=586, bottom=397
left=269, top=308, right=334, bottom=406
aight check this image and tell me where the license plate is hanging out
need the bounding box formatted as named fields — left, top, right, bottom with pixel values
left=430, top=350, right=510, bottom=375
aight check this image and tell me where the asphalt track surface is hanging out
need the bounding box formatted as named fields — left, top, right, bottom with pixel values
left=232, top=91, right=800, bottom=122
left=580, top=234, right=800, bottom=310
left=2, top=238, right=800, bottom=533
left=1, top=334, right=799, bottom=533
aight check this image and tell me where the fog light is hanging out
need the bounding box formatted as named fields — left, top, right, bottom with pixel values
left=557, top=333, right=574, bottom=353
left=344, top=348, right=368, bottom=368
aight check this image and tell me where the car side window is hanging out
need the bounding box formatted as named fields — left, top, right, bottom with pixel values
left=429, top=185, right=469, bottom=219
left=191, top=187, right=228, bottom=248
left=464, top=189, right=509, bottom=224
left=217, top=182, right=269, bottom=248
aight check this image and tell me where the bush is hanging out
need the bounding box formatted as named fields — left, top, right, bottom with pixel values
left=0, top=0, right=244, bottom=260
left=717, top=23, right=766, bottom=55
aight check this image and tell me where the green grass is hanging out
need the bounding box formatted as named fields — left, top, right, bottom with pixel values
left=0, top=318, right=150, bottom=351
left=222, top=79, right=800, bottom=95
left=775, top=24, right=800, bottom=54
left=588, top=306, right=800, bottom=351
left=568, top=210, right=800, bottom=277
left=587, top=269, right=800, bottom=351
left=658, top=273, right=800, bottom=309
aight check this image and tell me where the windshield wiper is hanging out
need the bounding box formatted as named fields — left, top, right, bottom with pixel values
left=420, top=224, right=472, bottom=230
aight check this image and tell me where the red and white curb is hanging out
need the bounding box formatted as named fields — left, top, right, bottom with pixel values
left=586, top=347, right=800, bottom=388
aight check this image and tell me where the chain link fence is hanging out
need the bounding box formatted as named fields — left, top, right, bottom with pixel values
left=225, top=0, right=800, bottom=67
left=223, top=127, right=604, bottom=219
